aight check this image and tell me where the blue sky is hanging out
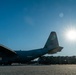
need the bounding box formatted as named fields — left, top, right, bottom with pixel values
left=0, top=0, right=76, bottom=56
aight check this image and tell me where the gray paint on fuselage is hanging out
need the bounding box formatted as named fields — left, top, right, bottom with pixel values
left=15, top=48, right=48, bottom=62
left=0, top=48, right=49, bottom=63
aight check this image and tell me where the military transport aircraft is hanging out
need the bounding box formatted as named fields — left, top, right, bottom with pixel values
left=0, top=31, right=63, bottom=65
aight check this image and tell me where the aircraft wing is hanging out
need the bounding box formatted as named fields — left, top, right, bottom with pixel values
left=0, top=44, right=17, bottom=56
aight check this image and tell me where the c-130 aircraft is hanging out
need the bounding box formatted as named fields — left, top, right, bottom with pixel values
left=0, top=31, right=63, bottom=65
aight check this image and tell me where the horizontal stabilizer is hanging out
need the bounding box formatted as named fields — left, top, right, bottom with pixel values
left=48, top=46, right=63, bottom=54
left=0, top=44, right=17, bottom=56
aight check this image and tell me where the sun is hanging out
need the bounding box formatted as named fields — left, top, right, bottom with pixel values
left=65, top=28, right=76, bottom=41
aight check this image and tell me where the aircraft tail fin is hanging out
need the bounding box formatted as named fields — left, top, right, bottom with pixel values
left=44, top=31, right=59, bottom=49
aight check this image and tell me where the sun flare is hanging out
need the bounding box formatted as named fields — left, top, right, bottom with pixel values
left=65, top=28, right=76, bottom=41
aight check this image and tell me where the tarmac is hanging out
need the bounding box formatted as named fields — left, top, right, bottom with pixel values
left=0, top=65, right=76, bottom=75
